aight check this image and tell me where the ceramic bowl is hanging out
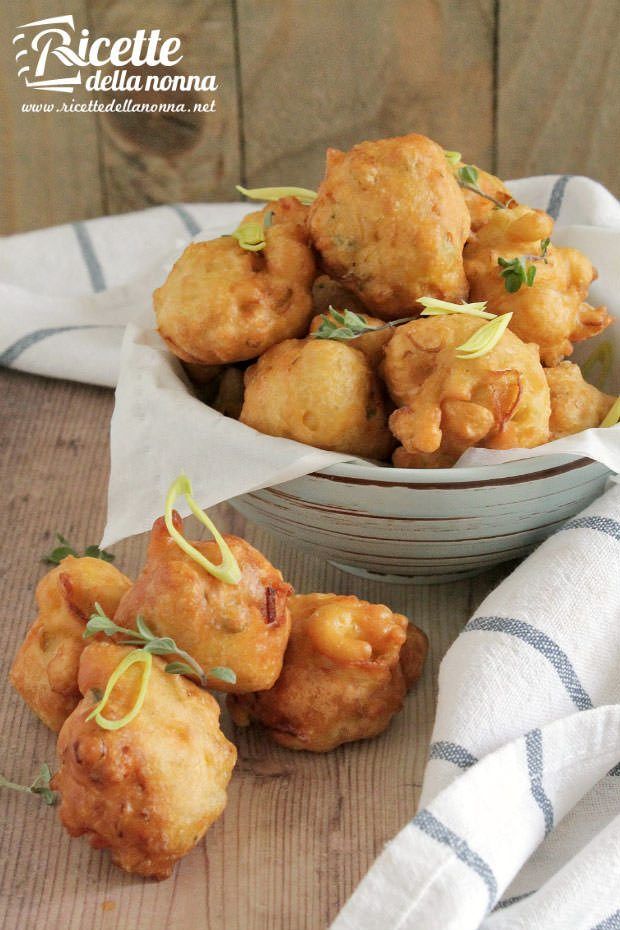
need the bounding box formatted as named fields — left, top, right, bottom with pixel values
left=231, top=455, right=610, bottom=583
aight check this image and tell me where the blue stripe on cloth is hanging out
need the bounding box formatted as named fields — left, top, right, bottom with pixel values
left=525, top=729, right=554, bottom=836
left=547, top=174, right=573, bottom=220
left=0, top=324, right=122, bottom=368
left=559, top=515, right=620, bottom=542
left=169, top=203, right=201, bottom=236
left=493, top=890, right=536, bottom=910
left=413, top=809, right=497, bottom=910
left=429, top=741, right=478, bottom=770
left=465, top=617, right=593, bottom=711
left=593, top=912, right=620, bottom=930
left=72, top=222, right=106, bottom=292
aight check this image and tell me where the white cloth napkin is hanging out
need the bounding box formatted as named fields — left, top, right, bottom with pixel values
left=331, top=483, right=620, bottom=930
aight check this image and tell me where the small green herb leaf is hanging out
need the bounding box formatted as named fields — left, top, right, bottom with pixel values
left=540, top=237, right=551, bottom=260
left=458, top=164, right=479, bottom=186
left=208, top=666, right=237, bottom=684
left=44, top=534, right=114, bottom=565
left=0, top=763, right=57, bottom=806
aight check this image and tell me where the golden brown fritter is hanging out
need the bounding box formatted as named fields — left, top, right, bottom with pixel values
left=10, top=557, right=132, bottom=732
left=383, top=315, right=550, bottom=466
left=545, top=361, right=616, bottom=440
left=228, top=594, right=428, bottom=752
left=114, top=513, right=292, bottom=694
left=154, top=197, right=316, bottom=365
left=53, top=641, right=236, bottom=880
left=464, top=205, right=611, bottom=366
left=308, top=134, right=470, bottom=319
left=308, top=310, right=393, bottom=369
left=240, top=338, right=395, bottom=460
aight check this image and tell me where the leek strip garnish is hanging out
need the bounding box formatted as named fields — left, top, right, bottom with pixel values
left=600, top=397, right=620, bottom=428
left=164, top=475, right=242, bottom=585
left=86, top=649, right=152, bottom=732
left=582, top=342, right=613, bottom=389
left=454, top=312, right=513, bottom=360
left=418, top=297, right=495, bottom=320
left=231, top=219, right=266, bottom=252
left=236, top=184, right=317, bottom=205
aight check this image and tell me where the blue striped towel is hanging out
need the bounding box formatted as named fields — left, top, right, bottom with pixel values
left=0, top=175, right=619, bottom=387
left=331, top=484, right=620, bottom=930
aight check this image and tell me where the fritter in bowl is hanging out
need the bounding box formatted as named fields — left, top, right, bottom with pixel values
left=383, top=314, right=550, bottom=466
left=308, top=133, right=470, bottom=319
left=240, top=337, right=395, bottom=460
left=228, top=593, right=428, bottom=752
left=154, top=197, right=316, bottom=365
left=545, top=361, right=616, bottom=440
left=464, top=205, right=611, bottom=366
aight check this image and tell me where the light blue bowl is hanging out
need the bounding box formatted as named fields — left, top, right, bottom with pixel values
left=231, top=455, right=610, bottom=583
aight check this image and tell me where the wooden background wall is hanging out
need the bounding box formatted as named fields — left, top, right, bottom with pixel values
left=1, top=0, right=618, bottom=235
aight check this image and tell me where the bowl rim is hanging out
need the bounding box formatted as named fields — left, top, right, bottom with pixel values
left=313, top=453, right=605, bottom=488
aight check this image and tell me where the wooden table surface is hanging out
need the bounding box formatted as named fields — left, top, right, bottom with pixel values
left=0, top=368, right=510, bottom=930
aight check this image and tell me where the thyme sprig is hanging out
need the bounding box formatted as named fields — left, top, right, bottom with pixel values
left=44, top=533, right=114, bottom=565
left=311, top=307, right=414, bottom=342
left=84, top=603, right=236, bottom=688
left=455, top=163, right=510, bottom=209
left=498, top=238, right=552, bottom=293
left=0, top=764, right=57, bottom=806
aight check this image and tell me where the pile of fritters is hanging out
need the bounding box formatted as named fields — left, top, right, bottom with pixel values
left=155, top=132, right=615, bottom=467
left=10, top=517, right=427, bottom=879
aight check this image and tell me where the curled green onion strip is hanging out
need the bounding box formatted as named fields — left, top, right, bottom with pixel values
left=165, top=475, right=242, bottom=585
left=600, top=397, right=620, bottom=428
left=236, top=184, right=317, bottom=205
left=86, top=649, right=152, bottom=732
left=454, top=312, right=513, bottom=360
left=231, top=220, right=266, bottom=252
left=418, top=297, right=495, bottom=320
left=444, top=150, right=462, bottom=166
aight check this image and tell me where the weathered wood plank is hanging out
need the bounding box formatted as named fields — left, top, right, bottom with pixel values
left=497, top=0, right=620, bottom=194
left=88, top=0, right=242, bottom=212
left=0, top=368, right=507, bottom=930
left=236, top=0, right=496, bottom=188
left=0, top=1, right=104, bottom=234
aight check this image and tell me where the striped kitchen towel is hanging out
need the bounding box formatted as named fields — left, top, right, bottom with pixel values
left=1, top=175, right=619, bottom=387
left=331, top=483, right=620, bottom=930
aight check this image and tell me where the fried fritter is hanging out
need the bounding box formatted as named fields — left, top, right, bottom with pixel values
left=154, top=197, right=316, bottom=365
left=114, top=513, right=292, bottom=694
left=308, top=310, right=393, bottom=369
left=464, top=205, right=611, bottom=366
left=10, top=557, right=132, bottom=732
left=545, top=361, right=616, bottom=440
left=228, top=594, right=428, bottom=752
left=308, top=134, right=470, bottom=319
left=240, top=338, right=395, bottom=460
left=53, top=641, right=236, bottom=879
left=383, top=315, right=550, bottom=466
